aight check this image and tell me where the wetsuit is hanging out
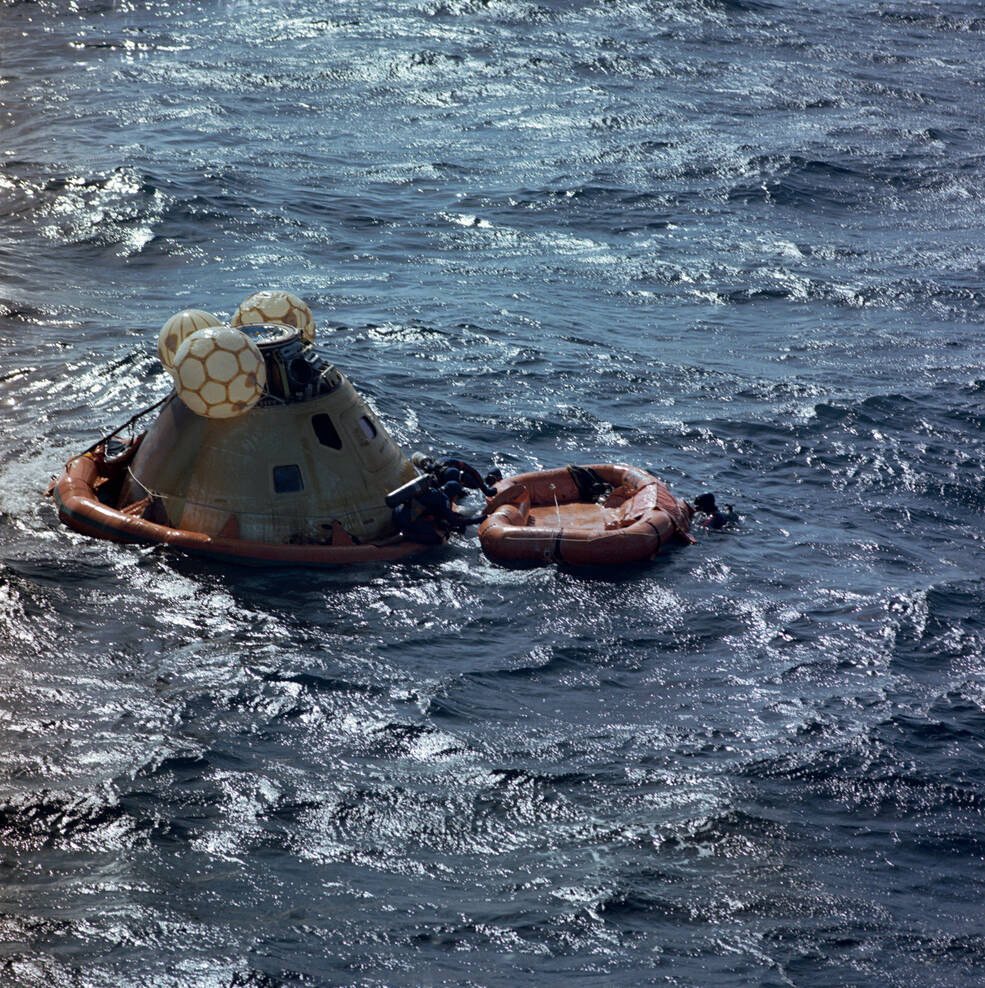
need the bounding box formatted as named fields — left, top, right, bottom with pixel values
left=703, top=509, right=732, bottom=530
left=694, top=493, right=734, bottom=530
left=438, top=458, right=498, bottom=496
left=392, top=484, right=483, bottom=544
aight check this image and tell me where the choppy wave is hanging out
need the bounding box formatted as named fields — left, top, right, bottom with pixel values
left=2, top=0, right=985, bottom=984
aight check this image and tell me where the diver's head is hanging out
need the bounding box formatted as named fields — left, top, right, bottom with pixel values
left=443, top=480, right=465, bottom=500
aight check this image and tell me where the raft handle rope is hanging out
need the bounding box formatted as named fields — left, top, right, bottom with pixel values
left=83, top=393, right=173, bottom=456
left=550, top=483, right=562, bottom=528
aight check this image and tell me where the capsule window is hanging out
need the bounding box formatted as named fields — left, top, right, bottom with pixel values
left=273, top=464, right=303, bottom=493
left=311, top=413, right=343, bottom=449
left=359, top=415, right=377, bottom=440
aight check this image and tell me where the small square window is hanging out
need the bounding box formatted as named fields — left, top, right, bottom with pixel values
left=273, top=464, right=303, bottom=493
left=359, top=415, right=377, bottom=440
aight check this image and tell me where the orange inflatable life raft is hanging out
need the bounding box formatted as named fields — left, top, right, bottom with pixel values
left=51, top=439, right=444, bottom=567
left=478, top=464, right=695, bottom=567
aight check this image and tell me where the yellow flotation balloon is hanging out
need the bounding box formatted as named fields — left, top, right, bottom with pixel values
left=173, top=325, right=267, bottom=419
left=231, top=290, right=315, bottom=343
left=158, top=309, right=222, bottom=372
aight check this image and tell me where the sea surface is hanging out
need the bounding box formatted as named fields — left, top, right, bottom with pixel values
left=2, top=1, right=985, bottom=984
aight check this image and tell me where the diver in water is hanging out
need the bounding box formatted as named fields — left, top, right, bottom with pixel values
left=439, top=459, right=500, bottom=496
left=693, top=492, right=735, bottom=530
left=392, top=479, right=484, bottom=544
left=412, top=453, right=501, bottom=497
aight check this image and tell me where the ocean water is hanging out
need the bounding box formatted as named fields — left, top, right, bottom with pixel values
left=2, top=0, right=985, bottom=984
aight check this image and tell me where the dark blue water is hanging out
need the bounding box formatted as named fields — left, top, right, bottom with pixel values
left=3, top=0, right=985, bottom=983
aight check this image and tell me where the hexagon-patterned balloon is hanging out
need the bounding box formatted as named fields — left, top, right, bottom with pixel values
left=230, top=290, right=315, bottom=343
left=172, top=325, right=267, bottom=419
left=158, top=309, right=222, bottom=372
